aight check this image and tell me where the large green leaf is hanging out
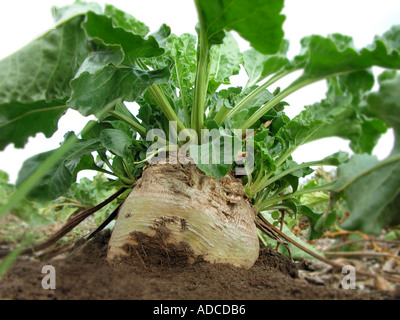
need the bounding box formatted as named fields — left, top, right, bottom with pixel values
left=0, top=14, right=91, bottom=150
left=334, top=154, right=400, bottom=234
left=235, top=26, right=400, bottom=131
left=67, top=11, right=171, bottom=116
left=196, top=0, right=285, bottom=54
left=333, top=75, right=400, bottom=234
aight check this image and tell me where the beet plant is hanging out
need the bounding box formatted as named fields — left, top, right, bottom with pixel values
left=1, top=0, right=400, bottom=269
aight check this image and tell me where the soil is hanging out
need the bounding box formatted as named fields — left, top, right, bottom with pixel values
left=0, top=229, right=398, bottom=300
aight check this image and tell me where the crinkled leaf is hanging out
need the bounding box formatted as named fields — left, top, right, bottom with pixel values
left=82, top=11, right=164, bottom=65
left=150, top=24, right=172, bottom=49
left=277, top=95, right=362, bottom=151
left=166, top=33, right=197, bottom=89
left=223, top=87, right=276, bottom=128
left=325, top=70, right=387, bottom=153
left=208, top=32, right=242, bottom=94
left=243, top=39, right=290, bottom=87
left=295, top=26, right=400, bottom=84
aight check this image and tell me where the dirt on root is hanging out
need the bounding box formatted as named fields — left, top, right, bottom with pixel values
left=0, top=229, right=397, bottom=300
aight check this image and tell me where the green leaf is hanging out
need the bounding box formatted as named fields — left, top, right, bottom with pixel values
left=51, top=1, right=102, bottom=23
left=0, top=14, right=90, bottom=150
left=68, top=51, right=170, bottom=116
left=333, top=154, right=400, bottom=234
left=277, top=94, right=370, bottom=154
left=196, top=0, right=285, bottom=54
left=367, top=74, right=400, bottom=134
left=82, top=11, right=164, bottom=65
left=332, top=75, right=400, bottom=234
left=208, top=32, right=242, bottom=94
left=104, top=4, right=149, bottom=37
left=243, top=40, right=290, bottom=87
left=166, top=33, right=197, bottom=89
left=295, top=27, right=400, bottom=83
left=16, top=134, right=104, bottom=202
left=237, top=26, right=400, bottom=131
left=150, top=24, right=172, bottom=49
left=297, top=204, right=324, bottom=240
left=189, top=129, right=241, bottom=178
left=319, top=151, right=350, bottom=166
left=67, top=11, right=171, bottom=116
left=0, top=101, right=67, bottom=150
left=314, top=210, right=338, bottom=234
left=100, top=129, right=133, bottom=157
left=81, top=120, right=113, bottom=140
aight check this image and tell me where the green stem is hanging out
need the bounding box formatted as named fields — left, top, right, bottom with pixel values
left=239, top=77, right=315, bottom=131
left=238, top=68, right=368, bottom=131
left=256, top=182, right=335, bottom=211
left=174, top=63, right=191, bottom=127
left=122, top=158, right=135, bottom=181
left=108, top=110, right=146, bottom=137
left=251, top=160, right=321, bottom=195
left=275, top=147, right=297, bottom=168
left=225, top=69, right=294, bottom=122
left=147, top=84, right=187, bottom=133
left=213, top=105, right=231, bottom=124
left=99, top=152, right=134, bottom=185
left=93, top=166, right=118, bottom=177
left=192, top=0, right=209, bottom=139
left=136, top=59, right=187, bottom=135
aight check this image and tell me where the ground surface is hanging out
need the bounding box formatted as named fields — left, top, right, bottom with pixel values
left=0, top=230, right=398, bottom=300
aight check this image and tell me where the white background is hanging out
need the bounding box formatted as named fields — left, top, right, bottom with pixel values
left=0, top=0, right=399, bottom=183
